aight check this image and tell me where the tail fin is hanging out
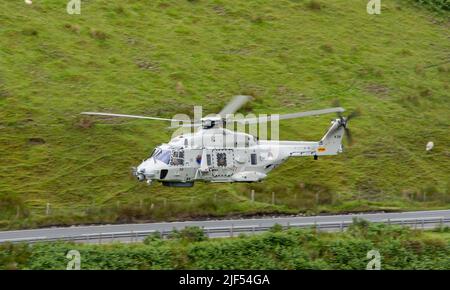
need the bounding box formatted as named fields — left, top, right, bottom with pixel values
left=317, top=119, right=345, bottom=155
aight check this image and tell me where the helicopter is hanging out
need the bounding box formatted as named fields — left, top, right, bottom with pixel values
left=81, top=96, right=358, bottom=187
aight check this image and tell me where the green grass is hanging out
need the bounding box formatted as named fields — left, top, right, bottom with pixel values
left=1, top=223, right=449, bottom=269
left=0, top=0, right=449, bottom=229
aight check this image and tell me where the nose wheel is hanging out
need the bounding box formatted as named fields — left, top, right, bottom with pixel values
left=146, top=179, right=153, bottom=186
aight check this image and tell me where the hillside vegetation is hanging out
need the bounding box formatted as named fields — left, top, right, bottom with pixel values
left=1, top=223, right=449, bottom=270
left=0, top=0, right=449, bottom=229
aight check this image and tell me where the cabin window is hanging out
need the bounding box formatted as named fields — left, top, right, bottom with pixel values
left=206, top=154, right=212, bottom=166
left=250, top=153, right=257, bottom=165
left=216, top=152, right=227, bottom=167
left=170, top=150, right=184, bottom=166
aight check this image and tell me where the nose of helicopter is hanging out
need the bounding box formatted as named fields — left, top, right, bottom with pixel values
left=135, top=158, right=167, bottom=182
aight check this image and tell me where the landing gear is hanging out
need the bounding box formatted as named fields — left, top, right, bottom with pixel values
left=162, top=181, right=194, bottom=187
left=314, top=155, right=318, bottom=160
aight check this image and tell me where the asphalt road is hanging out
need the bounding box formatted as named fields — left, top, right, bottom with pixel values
left=0, top=209, right=449, bottom=243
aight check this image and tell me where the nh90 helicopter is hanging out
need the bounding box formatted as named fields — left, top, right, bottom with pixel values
left=82, top=96, right=358, bottom=187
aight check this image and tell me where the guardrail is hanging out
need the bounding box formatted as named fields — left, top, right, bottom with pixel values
left=1, top=217, right=448, bottom=244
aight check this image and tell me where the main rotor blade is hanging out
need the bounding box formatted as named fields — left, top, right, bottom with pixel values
left=80, top=112, right=187, bottom=122
left=332, top=100, right=343, bottom=118
left=219, top=95, right=252, bottom=117
left=346, top=108, right=361, bottom=121
left=235, top=107, right=345, bottom=124
left=169, top=122, right=202, bottom=129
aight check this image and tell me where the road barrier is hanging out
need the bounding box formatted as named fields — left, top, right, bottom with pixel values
left=0, top=217, right=448, bottom=244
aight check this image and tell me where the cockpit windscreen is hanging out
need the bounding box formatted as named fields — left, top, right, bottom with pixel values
left=151, top=148, right=171, bottom=164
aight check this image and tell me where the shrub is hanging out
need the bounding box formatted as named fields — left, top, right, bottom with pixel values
left=3, top=224, right=450, bottom=269
left=270, top=223, right=284, bottom=233
left=143, top=232, right=163, bottom=244
left=0, top=243, right=31, bottom=270
left=178, top=226, right=208, bottom=242
left=167, top=227, right=208, bottom=242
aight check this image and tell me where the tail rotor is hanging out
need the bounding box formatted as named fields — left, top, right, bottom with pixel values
left=331, top=100, right=361, bottom=146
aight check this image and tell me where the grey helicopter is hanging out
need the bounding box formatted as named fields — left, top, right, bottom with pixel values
left=81, top=96, right=358, bottom=187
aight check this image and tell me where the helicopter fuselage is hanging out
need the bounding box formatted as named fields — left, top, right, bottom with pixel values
left=134, top=119, right=345, bottom=187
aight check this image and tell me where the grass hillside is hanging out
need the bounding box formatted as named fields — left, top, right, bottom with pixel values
left=0, top=0, right=449, bottom=229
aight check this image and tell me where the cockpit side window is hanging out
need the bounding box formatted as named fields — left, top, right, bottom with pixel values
left=170, top=150, right=184, bottom=166
left=150, top=148, right=159, bottom=159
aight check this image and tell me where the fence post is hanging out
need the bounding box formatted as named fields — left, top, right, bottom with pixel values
left=46, top=203, right=51, bottom=216
left=272, top=192, right=275, bottom=205
left=251, top=190, right=255, bottom=202
left=340, top=221, right=344, bottom=232
left=422, top=219, right=424, bottom=229
left=230, top=223, right=234, bottom=237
